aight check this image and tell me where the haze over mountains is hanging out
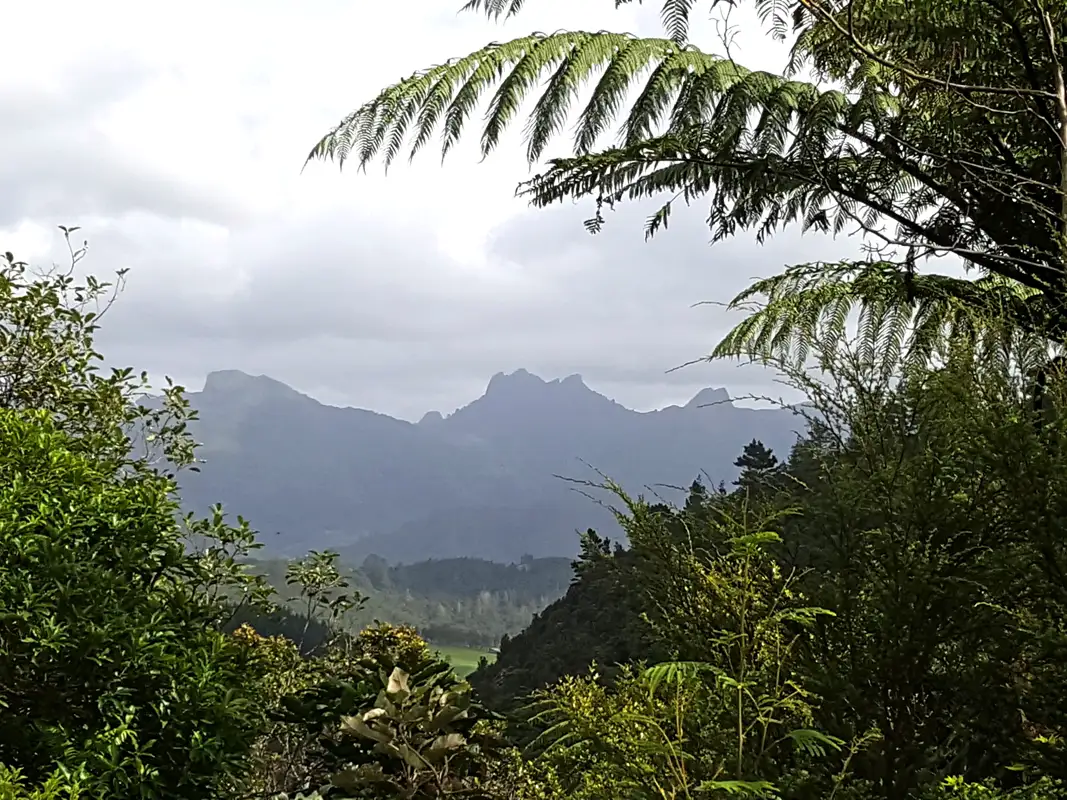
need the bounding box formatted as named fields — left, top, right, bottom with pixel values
left=177, top=368, right=802, bottom=563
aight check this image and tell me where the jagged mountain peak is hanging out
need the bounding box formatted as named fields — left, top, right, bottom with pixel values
left=482, top=368, right=599, bottom=400
left=686, top=387, right=732, bottom=408
left=419, top=410, right=445, bottom=426
left=484, top=368, right=595, bottom=393
left=202, top=369, right=308, bottom=400
left=485, top=368, right=545, bottom=393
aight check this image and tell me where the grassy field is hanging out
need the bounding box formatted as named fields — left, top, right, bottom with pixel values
left=431, top=645, right=496, bottom=677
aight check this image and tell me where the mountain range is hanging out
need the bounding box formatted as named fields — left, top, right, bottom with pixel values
left=175, top=368, right=802, bottom=563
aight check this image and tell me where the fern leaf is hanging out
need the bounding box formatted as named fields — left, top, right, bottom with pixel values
left=643, top=660, right=717, bottom=694
left=784, top=728, right=845, bottom=757
left=695, top=779, right=778, bottom=796
left=709, top=260, right=1052, bottom=371
left=308, top=31, right=868, bottom=177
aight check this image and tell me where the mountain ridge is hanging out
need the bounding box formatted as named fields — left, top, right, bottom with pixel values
left=197, top=367, right=741, bottom=420
left=175, top=368, right=802, bottom=563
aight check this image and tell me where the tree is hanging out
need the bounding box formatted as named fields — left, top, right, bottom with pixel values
left=0, top=233, right=199, bottom=472
left=733, top=439, right=781, bottom=492
left=361, top=554, right=391, bottom=590
left=307, top=0, right=1067, bottom=371
left=285, top=550, right=365, bottom=653
left=764, top=337, right=1067, bottom=797
left=0, top=409, right=266, bottom=798
left=0, top=234, right=274, bottom=797
left=272, top=626, right=505, bottom=799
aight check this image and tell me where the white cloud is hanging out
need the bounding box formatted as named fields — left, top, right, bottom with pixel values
left=0, top=0, right=867, bottom=419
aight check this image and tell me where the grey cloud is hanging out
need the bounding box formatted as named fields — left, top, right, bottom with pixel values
left=97, top=208, right=555, bottom=345
left=0, top=51, right=243, bottom=227
left=2, top=20, right=863, bottom=421
left=88, top=194, right=865, bottom=420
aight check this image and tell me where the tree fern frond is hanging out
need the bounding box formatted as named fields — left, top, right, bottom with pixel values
left=310, top=33, right=679, bottom=170
left=460, top=0, right=527, bottom=20
left=462, top=0, right=702, bottom=46
left=643, top=660, right=717, bottom=694
left=710, top=260, right=1051, bottom=373
left=656, top=0, right=698, bottom=46
left=307, top=32, right=868, bottom=178
left=313, top=0, right=1067, bottom=354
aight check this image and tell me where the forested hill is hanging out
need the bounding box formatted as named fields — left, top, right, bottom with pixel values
left=242, top=554, right=575, bottom=649
left=175, top=368, right=799, bottom=562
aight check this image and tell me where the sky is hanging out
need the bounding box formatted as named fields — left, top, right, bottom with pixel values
left=1, top=0, right=869, bottom=420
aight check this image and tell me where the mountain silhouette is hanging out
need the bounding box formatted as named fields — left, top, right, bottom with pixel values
left=175, top=369, right=801, bottom=562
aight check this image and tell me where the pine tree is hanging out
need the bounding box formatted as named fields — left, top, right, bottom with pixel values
left=733, top=439, right=780, bottom=492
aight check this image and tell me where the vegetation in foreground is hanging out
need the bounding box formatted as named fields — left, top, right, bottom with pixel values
left=4, top=229, right=1067, bottom=800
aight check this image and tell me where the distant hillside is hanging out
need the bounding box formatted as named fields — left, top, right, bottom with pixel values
left=244, top=555, right=575, bottom=649
left=176, top=368, right=801, bottom=561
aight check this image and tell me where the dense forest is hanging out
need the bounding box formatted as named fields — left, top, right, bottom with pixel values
left=234, top=555, right=573, bottom=649
left=7, top=0, right=1067, bottom=799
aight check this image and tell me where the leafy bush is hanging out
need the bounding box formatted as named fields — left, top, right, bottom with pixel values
left=0, top=766, right=85, bottom=800
left=0, top=409, right=268, bottom=797
left=257, top=624, right=504, bottom=799
left=923, top=777, right=1067, bottom=800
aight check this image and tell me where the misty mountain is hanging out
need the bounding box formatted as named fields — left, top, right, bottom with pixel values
left=176, top=368, right=802, bottom=562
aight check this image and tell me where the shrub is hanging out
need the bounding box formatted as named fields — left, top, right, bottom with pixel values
left=0, top=409, right=266, bottom=798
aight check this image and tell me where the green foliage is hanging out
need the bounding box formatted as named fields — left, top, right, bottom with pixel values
left=514, top=493, right=842, bottom=800
left=470, top=529, right=665, bottom=711
left=711, top=262, right=1057, bottom=375
left=286, top=550, right=366, bottom=652
left=923, top=776, right=1067, bottom=800
left=0, top=766, right=85, bottom=800
left=353, top=622, right=435, bottom=673
left=522, top=666, right=701, bottom=800
left=0, top=409, right=268, bottom=798
left=766, top=339, right=1067, bottom=795
left=0, top=232, right=197, bottom=471
left=225, top=602, right=336, bottom=656
left=461, top=331, right=1067, bottom=800
left=0, top=234, right=272, bottom=617
left=230, top=624, right=321, bottom=797
left=266, top=625, right=504, bottom=799
left=0, top=236, right=277, bottom=798
left=321, top=664, right=503, bottom=799
left=733, top=439, right=782, bottom=493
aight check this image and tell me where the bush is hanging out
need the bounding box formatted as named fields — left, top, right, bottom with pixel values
left=0, top=409, right=266, bottom=798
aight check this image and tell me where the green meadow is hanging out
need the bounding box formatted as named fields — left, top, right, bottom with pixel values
left=432, top=645, right=496, bottom=677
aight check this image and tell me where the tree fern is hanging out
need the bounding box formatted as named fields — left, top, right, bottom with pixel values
left=310, top=0, right=1067, bottom=367
left=712, top=260, right=1058, bottom=376
left=462, top=0, right=704, bottom=45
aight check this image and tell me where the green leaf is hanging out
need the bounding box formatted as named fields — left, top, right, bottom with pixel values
left=341, top=714, right=393, bottom=745
left=396, top=742, right=430, bottom=770
left=695, top=779, right=778, bottom=796
left=784, top=728, right=844, bottom=757
left=425, top=732, right=468, bottom=763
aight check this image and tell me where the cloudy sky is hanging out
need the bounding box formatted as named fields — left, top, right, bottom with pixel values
left=2, top=0, right=866, bottom=420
